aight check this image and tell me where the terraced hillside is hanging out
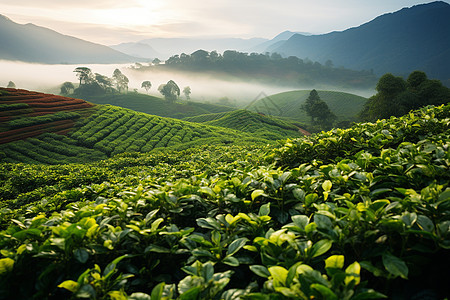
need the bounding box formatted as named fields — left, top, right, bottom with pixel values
left=184, top=110, right=304, bottom=140
left=0, top=88, right=94, bottom=144
left=0, top=89, right=302, bottom=164
left=247, top=90, right=368, bottom=123
left=78, top=93, right=235, bottom=119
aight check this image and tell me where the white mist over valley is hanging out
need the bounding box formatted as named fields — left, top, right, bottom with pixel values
left=0, top=60, right=374, bottom=106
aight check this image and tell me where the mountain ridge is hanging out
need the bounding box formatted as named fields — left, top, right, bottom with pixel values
left=0, top=14, right=140, bottom=64
left=271, top=1, right=450, bottom=85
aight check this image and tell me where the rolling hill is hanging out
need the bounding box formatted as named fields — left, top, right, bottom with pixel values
left=272, top=1, right=450, bottom=85
left=0, top=88, right=302, bottom=164
left=246, top=90, right=368, bottom=124
left=183, top=110, right=303, bottom=140
left=0, top=14, right=138, bottom=64
left=76, top=93, right=236, bottom=119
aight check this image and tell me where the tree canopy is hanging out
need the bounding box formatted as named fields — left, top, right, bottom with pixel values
left=133, top=49, right=377, bottom=89
left=183, top=86, right=191, bottom=100
left=301, top=89, right=336, bottom=130
left=360, top=71, right=450, bottom=121
left=73, top=67, right=95, bottom=86
left=60, top=82, right=75, bottom=95
left=141, top=81, right=152, bottom=93
left=158, top=80, right=180, bottom=102
left=112, top=69, right=129, bottom=93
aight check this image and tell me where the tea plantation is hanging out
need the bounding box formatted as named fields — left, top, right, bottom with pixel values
left=0, top=103, right=448, bottom=299
left=1, top=88, right=303, bottom=164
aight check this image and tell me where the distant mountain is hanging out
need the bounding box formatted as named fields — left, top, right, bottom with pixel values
left=109, top=42, right=161, bottom=59
left=272, top=1, right=450, bottom=85
left=135, top=37, right=268, bottom=59
left=0, top=14, right=139, bottom=64
left=250, top=31, right=302, bottom=53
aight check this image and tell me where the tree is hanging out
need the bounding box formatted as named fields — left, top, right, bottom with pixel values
left=95, top=74, right=113, bottom=93
left=359, top=71, right=450, bottom=122
left=60, top=82, right=75, bottom=95
left=112, top=69, right=129, bottom=93
left=74, top=67, right=94, bottom=86
left=141, top=81, right=152, bottom=93
left=407, top=70, right=427, bottom=89
left=7, top=81, right=16, bottom=88
left=183, top=86, right=191, bottom=100
left=158, top=80, right=180, bottom=102
left=152, top=58, right=161, bottom=65
left=301, top=89, right=336, bottom=130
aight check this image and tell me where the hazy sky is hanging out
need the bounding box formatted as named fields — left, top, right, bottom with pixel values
left=1, top=0, right=448, bottom=44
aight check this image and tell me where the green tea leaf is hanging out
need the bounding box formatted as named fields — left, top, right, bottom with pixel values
left=310, top=239, right=332, bottom=258
left=149, top=282, right=165, bottom=300
left=251, top=189, right=265, bottom=201
left=259, top=203, right=270, bottom=216
left=293, top=188, right=305, bottom=201
left=227, top=238, right=248, bottom=256
left=250, top=265, right=270, bottom=278
left=345, top=261, right=361, bottom=285
left=325, top=255, right=344, bottom=269
left=401, top=212, right=417, bottom=227
left=322, top=180, right=332, bottom=192
left=311, top=284, right=338, bottom=300
left=58, top=280, right=79, bottom=293
left=130, top=292, right=152, bottom=300
left=223, top=256, right=240, bottom=267
left=73, top=248, right=89, bottom=264
left=416, top=215, right=434, bottom=232
left=268, top=266, right=288, bottom=287
left=382, top=253, right=408, bottom=279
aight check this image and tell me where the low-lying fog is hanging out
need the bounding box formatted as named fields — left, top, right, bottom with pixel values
left=0, top=60, right=374, bottom=106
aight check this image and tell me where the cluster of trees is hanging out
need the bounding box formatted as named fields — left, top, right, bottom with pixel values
left=301, top=90, right=336, bottom=130
left=360, top=71, right=450, bottom=121
left=142, top=80, right=191, bottom=102
left=60, top=67, right=130, bottom=97
left=135, top=49, right=377, bottom=88
left=60, top=68, right=191, bottom=103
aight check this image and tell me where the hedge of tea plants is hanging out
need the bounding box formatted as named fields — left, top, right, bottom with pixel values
left=0, top=105, right=448, bottom=299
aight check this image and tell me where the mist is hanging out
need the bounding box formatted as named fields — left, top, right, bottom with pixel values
left=0, top=60, right=374, bottom=106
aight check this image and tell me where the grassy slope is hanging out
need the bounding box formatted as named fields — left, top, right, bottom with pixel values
left=0, top=89, right=302, bottom=164
left=184, top=109, right=303, bottom=140
left=77, top=92, right=236, bottom=119
left=247, top=90, right=368, bottom=123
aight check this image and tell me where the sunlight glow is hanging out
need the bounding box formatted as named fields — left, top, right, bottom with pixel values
left=88, top=1, right=168, bottom=28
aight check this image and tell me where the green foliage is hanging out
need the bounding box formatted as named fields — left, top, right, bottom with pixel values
left=81, top=93, right=234, bottom=120
left=8, top=111, right=81, bottom=129
left=0, top=104, right=449, bottom=299
left=158, top=80, right=180, bottom=102
left=301, top=89, right=337, bottom=130
left=246, top=89, right=367, bottom=129
left=112, top=69, right=129, bottom=93
left=141, top=81, right=152, bottom=93
left=271, top=104, right=450, bottom=167
left=185, top=110, right=303, bottom=140
left=360, top=71, right=450, bottom=121
left=60, top=82, right=75, bottom=95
